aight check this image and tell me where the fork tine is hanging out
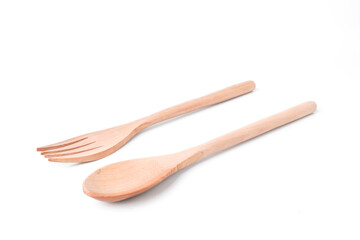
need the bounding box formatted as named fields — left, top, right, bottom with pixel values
left=46, top=146, right=107, bottom=163
left=37, top=136, right=88, bottom=151
left=43, top=145, right=101, bottom=158
left=40, top=140, right=95, bottom=155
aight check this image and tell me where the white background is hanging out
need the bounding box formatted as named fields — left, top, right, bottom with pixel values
left=1, top=0, right=359, bottom=239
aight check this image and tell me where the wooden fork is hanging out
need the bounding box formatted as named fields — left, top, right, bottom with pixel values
left=37, top=81, right=255, bottom=162
left=83, top=101, right=317, bottom=202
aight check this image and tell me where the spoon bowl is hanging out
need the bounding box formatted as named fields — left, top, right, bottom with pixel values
left=83, top=152, right=200, bottom=202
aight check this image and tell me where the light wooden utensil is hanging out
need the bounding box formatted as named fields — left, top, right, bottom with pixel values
left=37, top=81, right=255, bottom=162
left=83, top=101, right=317, bottom=202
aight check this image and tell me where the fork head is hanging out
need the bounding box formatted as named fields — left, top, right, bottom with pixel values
left=37, top=122, right=143, bottom=163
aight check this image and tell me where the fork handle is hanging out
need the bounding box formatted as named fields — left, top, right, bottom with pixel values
left=139, top=81, right=255, bottom=128
left=192, top=101, right=317, bottom=159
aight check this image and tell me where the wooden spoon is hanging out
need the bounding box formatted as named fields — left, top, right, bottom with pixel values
left=83, top=101, right=317, bottom=202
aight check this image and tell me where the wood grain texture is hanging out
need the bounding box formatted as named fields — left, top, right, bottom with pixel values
left=37, top=81, right=255, bottom=162
left=83, top=101, right=317, bottom=202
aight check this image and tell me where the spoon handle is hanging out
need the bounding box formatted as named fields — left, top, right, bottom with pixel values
left=193, top=101, right=316, bottom=159
left=139, top=81, right=255, bottom=127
